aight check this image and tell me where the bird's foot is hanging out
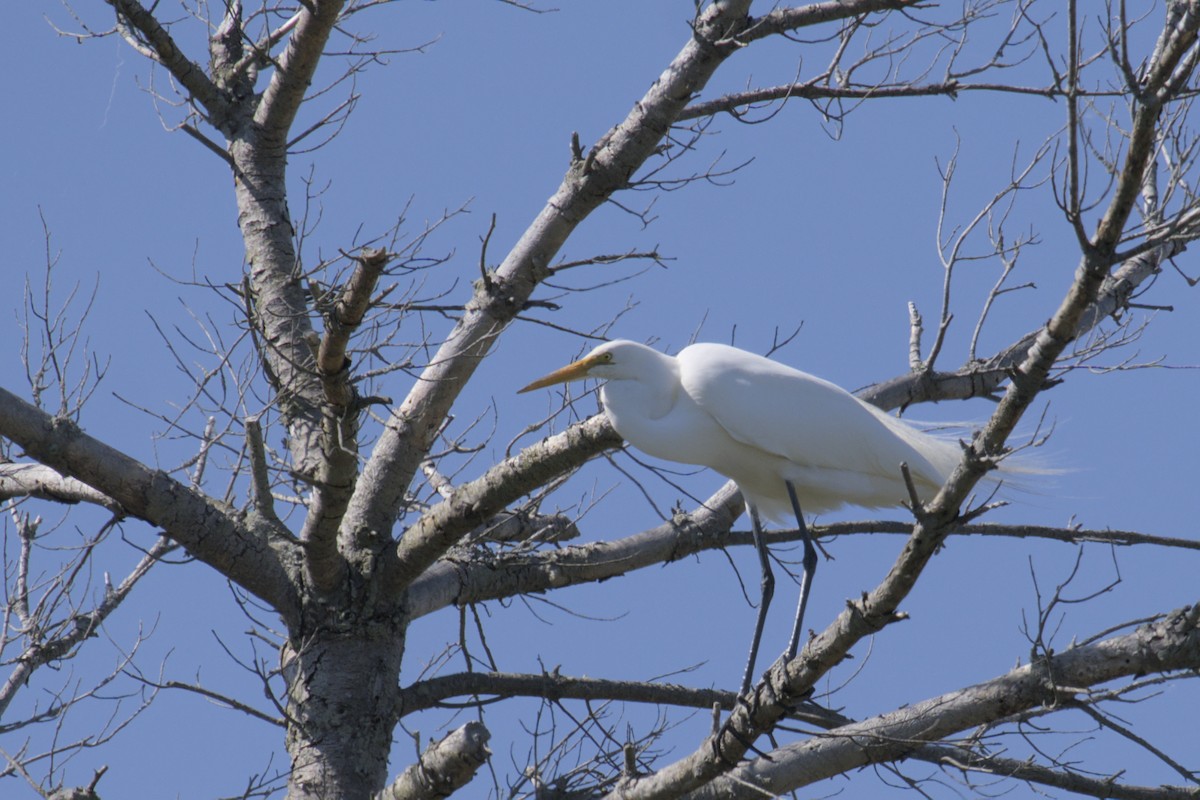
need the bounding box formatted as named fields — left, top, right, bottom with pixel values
left=712, top=688, right=773, bottom=766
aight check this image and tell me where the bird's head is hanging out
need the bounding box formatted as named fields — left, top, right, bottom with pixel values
left=517, top=341, right=635, bottom=393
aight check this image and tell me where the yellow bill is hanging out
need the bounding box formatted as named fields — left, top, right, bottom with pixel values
left=518, top=354, right=602, bottom=393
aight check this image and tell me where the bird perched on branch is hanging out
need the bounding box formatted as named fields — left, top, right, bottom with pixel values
left=520, top=339, right=1017, bottom=695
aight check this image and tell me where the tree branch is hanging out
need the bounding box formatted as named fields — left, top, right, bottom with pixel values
left=105, top=0, right=228, bottom=119
left=684, top=606, right=1200, bottom=799
left=402, top=481, right=742, bottom=620
left=301, top=247, right=389, bottom=594
left=679, top=79, right=1077, bottom=121
left=407, top=483, right=1200, bottom=624
left=410, top=669, right=721, bottom=711
left=747, top=0, right=926, bottom=43
left=0, top=535, right=175, bottom=721
left=256, top=0, right=346, bottom=142
left=0, top=387, right=300, bottom=620
left=926, top=741, right=1200, bottom=800
left=387, top=415, right=623, bottom=592
left=0, top=463, right=122, bottom=513
left=860, top=242, right=1179, bottom=412
left=379, top=721, right=491, bottom=800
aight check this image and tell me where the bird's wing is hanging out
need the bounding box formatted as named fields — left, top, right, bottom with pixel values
left=677, top=343, right=954, bottom=487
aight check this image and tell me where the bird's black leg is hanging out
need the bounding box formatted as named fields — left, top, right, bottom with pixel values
left=784, top=480, right=817, bottom=661
left=740, top=504, right=775, bottom=697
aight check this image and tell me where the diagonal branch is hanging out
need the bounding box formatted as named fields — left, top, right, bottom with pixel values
left=0, top=535, right=175, bottom=721
left=105, top=0, right=228, bottom=119
left=255, top=0, right=346, bottom=142
left=386, top=415, right=623, bottom=591
left=928, top=743, right=1199, bottom=800
left=379, top=721, right=491, bottom=800
left=0, top=387, right=300, bottom=620
left=687, top=606, right=1200, bottom=799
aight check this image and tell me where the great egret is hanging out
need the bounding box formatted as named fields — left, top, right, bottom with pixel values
left=520, top=339, right=986, bottom=695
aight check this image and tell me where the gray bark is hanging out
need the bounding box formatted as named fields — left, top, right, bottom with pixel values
left=282, top=627, right=406, bottom=799
left=0, top=463, right=123, bottom=511
left=380, top=722, right=491, bottom=800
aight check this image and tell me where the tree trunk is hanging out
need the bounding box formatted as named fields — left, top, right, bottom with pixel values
left=282, top=624, right=405, bottom=799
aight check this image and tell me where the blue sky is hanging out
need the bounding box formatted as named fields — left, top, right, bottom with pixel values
left=4, top=2, right=1198, bottom=797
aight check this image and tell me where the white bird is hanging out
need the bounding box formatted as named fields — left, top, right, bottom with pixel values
left=520, top=339, right=985, bottom=695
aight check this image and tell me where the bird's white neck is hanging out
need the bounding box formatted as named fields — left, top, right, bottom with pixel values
left=598, top=348, right=679, bottom=421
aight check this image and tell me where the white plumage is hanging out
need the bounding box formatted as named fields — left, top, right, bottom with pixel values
left=522, top=339, right=964, bottom=519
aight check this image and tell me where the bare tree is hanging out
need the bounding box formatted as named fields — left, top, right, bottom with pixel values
left=4, top=1, right=1200, bottom=799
